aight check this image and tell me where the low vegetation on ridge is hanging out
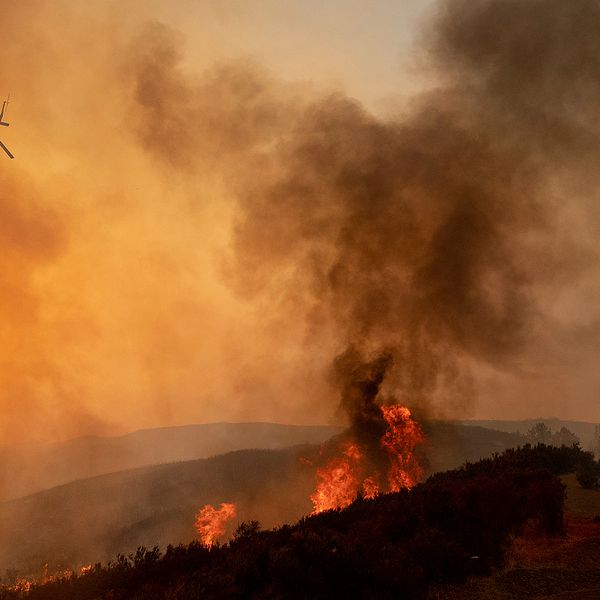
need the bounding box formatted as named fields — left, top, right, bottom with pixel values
left=2, top=444, right=596, bottom=600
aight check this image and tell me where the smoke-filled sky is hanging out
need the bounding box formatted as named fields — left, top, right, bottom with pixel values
left=1, top=0, right=599, bottom=444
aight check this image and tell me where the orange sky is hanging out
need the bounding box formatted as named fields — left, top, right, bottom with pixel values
left=1, top=0, right=599, bottom=444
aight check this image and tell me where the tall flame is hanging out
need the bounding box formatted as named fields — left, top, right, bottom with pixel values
left=310, top=405, right=423, bottom=514
left=381, top=405, right=425, bottom=492
left=194, top=502, right=237, bottom=546
left=310, top=443, right=365, bottom=513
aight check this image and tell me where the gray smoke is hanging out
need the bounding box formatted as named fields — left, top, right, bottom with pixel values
left=130, top=0, right=600, bottom=420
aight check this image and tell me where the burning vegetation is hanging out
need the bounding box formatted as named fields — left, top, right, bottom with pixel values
left=5, top=444, right=594, bottom=600
left=201, top=351, right=426, bottom=524
left=311, top=405, right=424, bottom=513
left=3, top=0, right=600, bottom=594
left=310, top=349, right=425, bottom=513
left=194, top=503, right=237, bottom=546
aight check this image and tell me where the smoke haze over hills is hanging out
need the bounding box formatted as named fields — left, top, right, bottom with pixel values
left=0, top=423, right=339, bottom=501
left=0, top=0, right=599, bottom=447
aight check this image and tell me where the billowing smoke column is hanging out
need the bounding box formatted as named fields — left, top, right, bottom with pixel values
left=224, top=0, right=600, bottom=499
left=222, top=0, right=600, bottom=414
left=335, top=348, right=392, bottom=452
left=130, top=1, right=600, bottom=444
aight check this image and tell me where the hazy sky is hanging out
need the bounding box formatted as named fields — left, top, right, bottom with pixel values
left=146, top=0, right=435, bottom=109
left=1, top=0, right=599, bottom=444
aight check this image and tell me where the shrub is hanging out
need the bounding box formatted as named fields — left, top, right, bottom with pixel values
left=576, top=465, right=599, bottom=489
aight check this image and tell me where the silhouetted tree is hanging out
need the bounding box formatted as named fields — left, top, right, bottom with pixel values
left=526, top=422, right=553, bottom=444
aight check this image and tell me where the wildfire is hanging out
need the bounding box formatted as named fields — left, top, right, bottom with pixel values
left=310, top=405, right=424, bottom=514
left=195, top=502, right=237, bottom=546
left=8, top=578, right=33, bottom=593
left=2, top=563, right=84, bottom=594
left=310, top=443, right=365, bottom=513
left=381, top=405, right=425, bottom=491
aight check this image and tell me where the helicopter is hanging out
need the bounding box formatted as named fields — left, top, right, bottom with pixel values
left=0, top=96, right=14, bottom=159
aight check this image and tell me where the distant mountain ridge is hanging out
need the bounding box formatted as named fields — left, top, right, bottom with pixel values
left=0, top=422, right=340, bottom=502
left=2, top=418, right=591, bottom=504
left=461, top=418, right=598, bottom=449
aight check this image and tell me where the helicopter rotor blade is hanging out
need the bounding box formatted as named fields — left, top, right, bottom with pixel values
left=0, top=139, right=14, bottom=159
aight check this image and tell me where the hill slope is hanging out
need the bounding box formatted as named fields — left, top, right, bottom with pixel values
left=0, top=422, right=524, bottom=577
left=0, top=423, right=340, bottom=501
left=0, top=446, right=317, bottom=576
left=435, top=473, right=600, bottom=600
left=4, top=444, right=587, bottom=600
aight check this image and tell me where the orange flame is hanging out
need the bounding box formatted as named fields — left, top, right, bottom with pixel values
left=9, top=578, right=34, bottom=593
left=3, top=563, right=79, bottom=593
left=310, top=443, right=365, bottom=513
left=194, top=502, right=237, bottom=546
left=381, top=405, right=425, bottom=491
left=310, top=405, right=423, bottom=513
left=362, top=476, right=380, bottom=499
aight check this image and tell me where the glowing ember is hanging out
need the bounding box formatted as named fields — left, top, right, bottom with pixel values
left=9, top=578, right=33, bottom=593
left=310, top=405, right=424, bottom=513
left=195, top=502, right=237, bottom=546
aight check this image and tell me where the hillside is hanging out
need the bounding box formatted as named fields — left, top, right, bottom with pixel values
left=0, top=422, right=524, bottom=577
left=434, top=473, right=600, bottom=599
left=423, top=421, right=523, bottom=472
left=0, top=419, right=526, bottom=504
left=0, top=446, right=317, bottom=577
left=0, top=423, right=340, bottom=501
left=3, top=444, right=590, bottom=600
left=0, top=419, right=566, bottom=504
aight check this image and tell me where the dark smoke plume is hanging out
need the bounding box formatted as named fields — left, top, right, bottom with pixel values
left=130, top=0, right=600, bottom=426
left=330, top=346, right=397, bottom=475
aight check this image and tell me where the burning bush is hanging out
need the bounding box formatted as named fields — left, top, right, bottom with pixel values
left=307, top=348, right=427, bottom=514
left=194, top=503, right=237, bottom=546
left=310, top=405, right=424, bottom=513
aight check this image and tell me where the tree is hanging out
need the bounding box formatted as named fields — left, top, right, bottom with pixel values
left=552, top=426, right=579, bottom=447
left=527, top=422, right=553, bottom=445
left=576, top=463, right=599, bottom=489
